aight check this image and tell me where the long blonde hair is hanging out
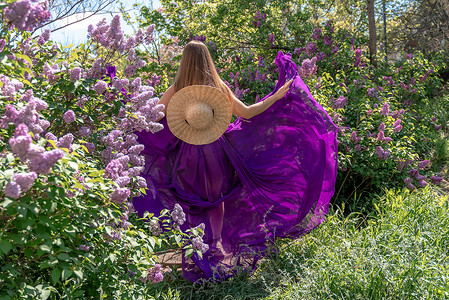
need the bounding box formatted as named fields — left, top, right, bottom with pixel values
left=173, top=40, right=233, bottom=106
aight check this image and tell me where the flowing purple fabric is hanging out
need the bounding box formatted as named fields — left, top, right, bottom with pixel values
left=133, top=51, right=338, bottom=282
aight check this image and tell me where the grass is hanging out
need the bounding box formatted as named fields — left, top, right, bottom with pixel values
left=150, top=187, right=449, bottom=299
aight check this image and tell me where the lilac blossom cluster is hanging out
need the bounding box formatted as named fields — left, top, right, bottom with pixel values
left=146, top=264, right=163, bottom=284
left=3, top=0, right=51, bottom=31
left=354, top=49, right=362, bottom=67
left=332, top=95, right=348, bottom=110
left=375, top=146, right=390, bottom=160
left=192, top=237, right=209, bottom=253
left=298, top=57, right=317, bottom=78
left=404, top=163, right=431, bottom=189
left=171, top=204, right=186, bottom=226
left=252, top=11, right=267, bottom=27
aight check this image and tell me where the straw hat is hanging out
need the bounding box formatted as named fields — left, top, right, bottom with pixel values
left=167, top=85, right=232, bottom=145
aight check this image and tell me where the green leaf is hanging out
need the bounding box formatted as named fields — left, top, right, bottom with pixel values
left=74, top=269, right=83, bottom=280
left=61, top=268, right=73, bottom=281
left=57, top=253, right=70, bottom=261
left=39, top=244, right=51, bottom=253
left=0, top=241, right=12, bottom=255
left=51, top=268, right=61, bottom=284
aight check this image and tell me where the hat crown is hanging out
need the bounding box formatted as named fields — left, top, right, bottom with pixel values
left=185, top=102, right=213, bottom=130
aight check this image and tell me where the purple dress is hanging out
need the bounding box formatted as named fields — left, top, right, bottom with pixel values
left=133, top=51, right=338, bottom=282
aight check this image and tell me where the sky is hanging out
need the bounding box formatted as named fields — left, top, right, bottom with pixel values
left=48, top=0, right=161, bottom=45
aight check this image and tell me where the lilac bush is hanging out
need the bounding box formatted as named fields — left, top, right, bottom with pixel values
left=0, top=7, right=205, bottom=298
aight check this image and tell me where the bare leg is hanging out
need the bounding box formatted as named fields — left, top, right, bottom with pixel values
left=207, top=202, right=224, bottom=239
left=207, top=202, right=226, bottom=257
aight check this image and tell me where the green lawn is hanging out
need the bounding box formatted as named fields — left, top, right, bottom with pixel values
left=153, top=187, right=449, bottom=299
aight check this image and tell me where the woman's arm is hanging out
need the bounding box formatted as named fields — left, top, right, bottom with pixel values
left=231, top=79, right=293, bottom=119
left=155, top=85, right=175, bottom=122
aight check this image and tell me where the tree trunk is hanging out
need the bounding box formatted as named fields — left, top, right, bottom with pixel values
left=367, top=0, right=377, bottom=66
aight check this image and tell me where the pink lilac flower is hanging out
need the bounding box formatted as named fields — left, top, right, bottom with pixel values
left=417, top=180, right=428, bottom=187
left=305, top=42, right=317, bottom=54
left=13, top=172, right=37, bottom=192
left=393, top=125, right=403, bottom=133
left=63, top=110, right=76, bottom=123
left=299, top=57, right=317, bottom=78
left=9, top=134, right=32, bottom=161
left=110, top=188, right=130, bottom=204
left=45, top=132, right=57, bottom=141
left=378, top=123, right=385, bottom=132
left=4, top=181, right=21, bottom=199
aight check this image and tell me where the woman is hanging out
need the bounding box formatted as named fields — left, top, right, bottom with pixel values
left=133, top=40, right=338, bottom=282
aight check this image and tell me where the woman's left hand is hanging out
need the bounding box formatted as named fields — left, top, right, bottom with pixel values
left=273, top=79, right=294, bottom=101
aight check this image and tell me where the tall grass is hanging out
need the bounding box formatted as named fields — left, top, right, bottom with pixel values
left=152, top=187, right=449, bottom=299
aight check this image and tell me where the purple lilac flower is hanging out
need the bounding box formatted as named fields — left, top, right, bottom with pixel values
left=367, top=88, right=378, bottom=98
left=404, top=177, right=413, bottom=185
left=418, top=160, right=430, bottom=169
left=317, top=52, right=326, bottom=61
left=393, top=125, right=403, bottom=133
left=268, top=33, right=275, bottom=46
left=406, top=53, right=414, bottom=60
left=314, top=77, right=322, bottom=90
left=70, top=67, right=82, bottom=82
left=378, top=123, right=386, bottom=132
left=332, top=46, right=339, bottom=54
left=13, top=172, right=37, bottom=192
left=115, top=176, right=130, bottom=187
left=58, top=133, right=74, bottom=150
left=380, top=102, right=389, bottom=116
left=192, top=237, right=209, bottom=253
left=28, top=149, right=64, bottom=174
left=149, top=219, right=162, bottom=236
left=305, top=42, right=317, bottom=54
left=299, top=57, right=317, bottom=78
left=417, top=180, right=428, bottom=187
left=83, top=142, right=94, bottom=153
left=79, top=126, right=91, bottom=137
left=110, top=188, right=130, bottom=204
left=62, top=110, right=76, bottom=123
left=136, top=176, right=147, bottom=188
left=147, top=264, right=163, bottom=283
left=375, top=146, right=390, bottom=160
left=4, top=0, right=51, bottom=31
left=431, top=176, right=443, bottom=185
left=94, top=80, right=107, bottom=94
left=4, top=181, right=21, bottom=199
left=332, top=95, right=347, bottom=109
left=350, top=131, right=361, bottom=143
left=79, top=244, right=90, bottom=251
left=0, top=39, right=6, bottom=52
left=354, top=49, right=362, bottom=67
left=171, top=203, right=186, bottom=226
left=377, top=131, right=385, bottom=142
left=409, top=168, right=419, bottom=177
left=9, top=134, right=32, bottom=161
left=105, top=159, right=123, bottom=180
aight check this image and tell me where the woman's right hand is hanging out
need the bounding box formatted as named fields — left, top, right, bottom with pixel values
left=273, top=79, right=294, bottom=101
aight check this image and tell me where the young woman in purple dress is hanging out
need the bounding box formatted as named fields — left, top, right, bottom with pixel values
left=133, top=40, right=338, bottom=282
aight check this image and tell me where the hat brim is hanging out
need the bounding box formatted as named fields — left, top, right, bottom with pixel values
left=167, top=85, right=232, bottom=145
